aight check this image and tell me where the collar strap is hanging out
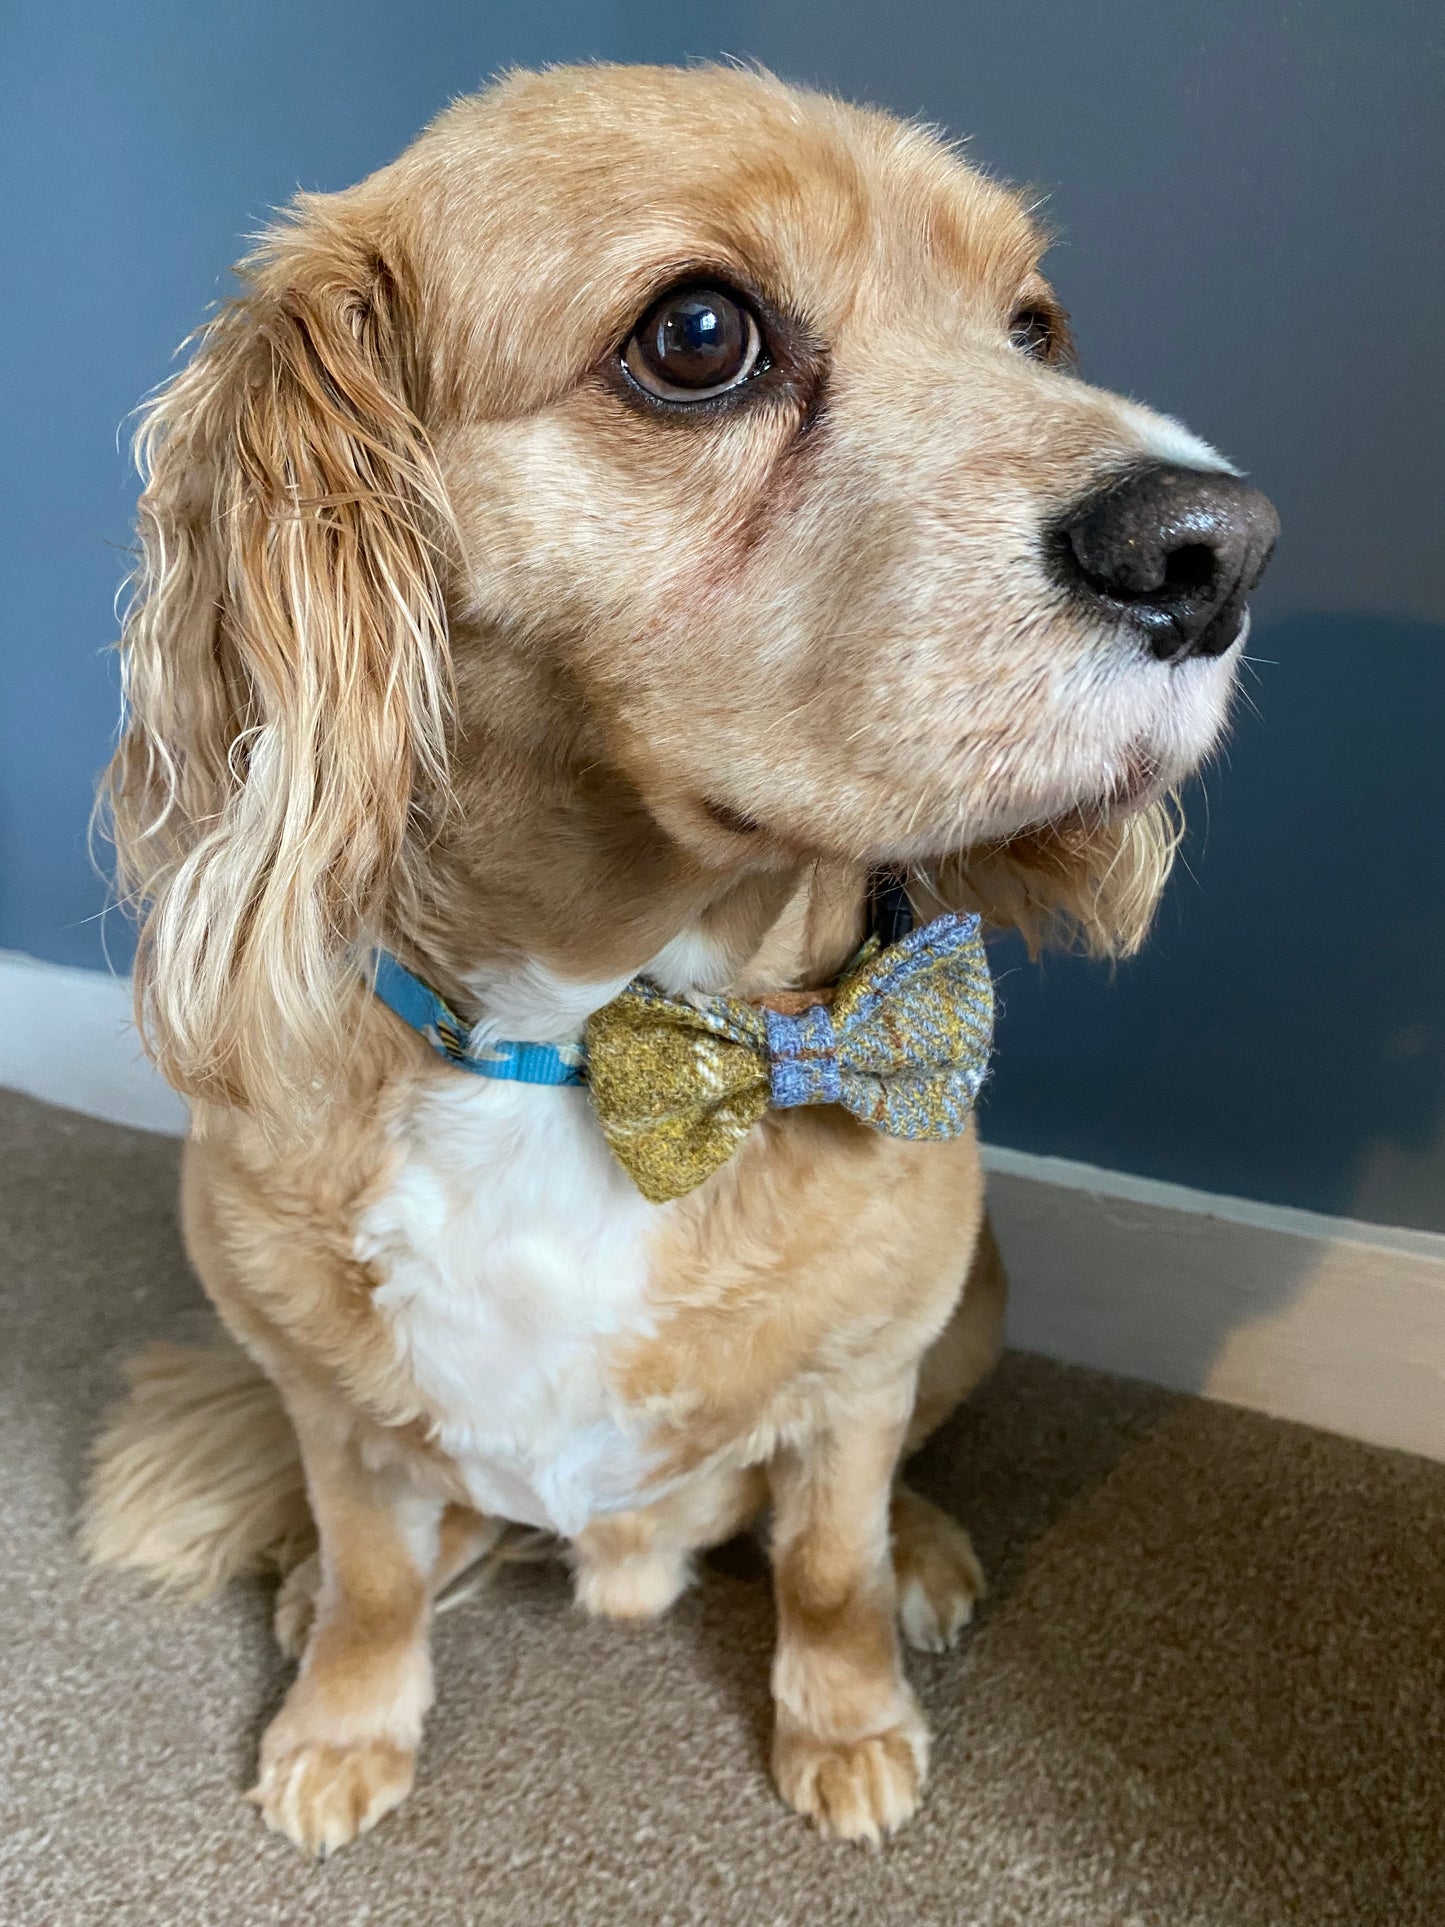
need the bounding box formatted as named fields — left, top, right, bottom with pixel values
left=371, top=951, right=587, bottom=1086
left=373, top=869, right=920, bottom=1089
left=865, top=866, right=915, bottom=948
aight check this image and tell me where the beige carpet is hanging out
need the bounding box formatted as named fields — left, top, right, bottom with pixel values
left=2, top=1087, right=1443, bottom=1926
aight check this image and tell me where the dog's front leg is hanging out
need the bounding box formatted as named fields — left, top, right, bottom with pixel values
left=767, top=1380, right=927, bottom=1845
left=250, top=1409, right=441, bottom=1857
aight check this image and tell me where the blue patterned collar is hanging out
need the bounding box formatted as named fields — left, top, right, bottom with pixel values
left=370, top=951, right=587, bottom=1086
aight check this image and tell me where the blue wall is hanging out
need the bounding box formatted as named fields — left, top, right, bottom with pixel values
left=5, top=2, right=1443, bottom=1229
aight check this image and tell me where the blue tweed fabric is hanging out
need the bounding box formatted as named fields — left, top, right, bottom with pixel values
left=765, top=1003, right=845, bottom=1110
left=813, top=910, right=994, bottom=1138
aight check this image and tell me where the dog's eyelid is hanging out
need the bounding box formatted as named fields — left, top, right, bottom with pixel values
left=609, top=264, right=803, bottom=358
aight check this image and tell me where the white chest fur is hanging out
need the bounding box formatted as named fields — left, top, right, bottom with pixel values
left=355, top=1075, right=666, bottom=1536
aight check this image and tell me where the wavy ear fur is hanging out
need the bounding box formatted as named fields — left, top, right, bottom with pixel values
left=102, top=197, right=456, bottom=1122
left=930, top=797, right=1183, bottom=959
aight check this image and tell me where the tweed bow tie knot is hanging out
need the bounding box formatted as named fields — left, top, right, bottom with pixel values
left=584, top=911, right=993, bottom=1203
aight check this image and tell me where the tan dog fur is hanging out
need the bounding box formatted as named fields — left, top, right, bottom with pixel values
left=84, top=65, right=1244, bottom=1854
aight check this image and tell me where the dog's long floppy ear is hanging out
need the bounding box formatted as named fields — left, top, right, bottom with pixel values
left=102, top=196, right=457, bottom=1121
left=929, top=798, right=1182, bottom=959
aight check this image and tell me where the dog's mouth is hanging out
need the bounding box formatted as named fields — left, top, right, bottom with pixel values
left=701, top=798, right=765, bottom=838
left=698, top=741, right=1166, bottom=865
left=972, top=748, right=1167, bottom=853
left=1099, top=745, right=1166, bottom=815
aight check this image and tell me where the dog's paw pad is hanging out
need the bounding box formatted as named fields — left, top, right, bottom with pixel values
left=249, top=1739, right=414, bottom=1857
left=773, top=1720, right=927, bottom=1846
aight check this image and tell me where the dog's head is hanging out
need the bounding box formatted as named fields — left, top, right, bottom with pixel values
left=106, top=64, right=1276, bottom=1114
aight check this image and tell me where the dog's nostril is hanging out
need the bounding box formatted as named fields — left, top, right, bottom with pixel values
left=1074, top=537, right=1218, bottom=604
left=1054, top=462, right=1279, bottom=664
left=1162, top=542, right=1218, bottom=595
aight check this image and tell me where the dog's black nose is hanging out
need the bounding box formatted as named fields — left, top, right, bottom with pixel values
left=1054, top=462, right=1279, bottom=662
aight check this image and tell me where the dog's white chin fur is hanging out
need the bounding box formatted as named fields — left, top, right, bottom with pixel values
left=862, top=651, right=1236, bottom=864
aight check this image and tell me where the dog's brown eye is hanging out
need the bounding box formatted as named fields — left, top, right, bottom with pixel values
left=1009, top=305, right=1060, bottom=361
left=623, top=285, right=764, bottom=403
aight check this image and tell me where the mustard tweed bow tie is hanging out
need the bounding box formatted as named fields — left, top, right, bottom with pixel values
left=584, top=911, right=993, bottom=1203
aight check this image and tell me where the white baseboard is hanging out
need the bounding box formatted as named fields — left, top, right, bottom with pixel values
left=0, top=950, right=188, bottom=1136
left=982, top=1147, right=1445, bottom=1464
left=5, top=950, right=1444, bottom=1462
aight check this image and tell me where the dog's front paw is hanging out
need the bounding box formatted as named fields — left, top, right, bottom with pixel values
left=772, top=1713, right=929, bottom=1846
left=249, top=1738, right=414, bottom=1857
left=272, top=1552, right=322, bottom=1660
left=572, top=1546, right=693, bottom=1620
left=892, top=1487, right=986, bottom=1653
